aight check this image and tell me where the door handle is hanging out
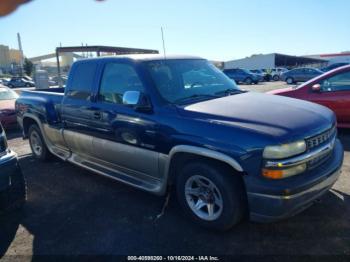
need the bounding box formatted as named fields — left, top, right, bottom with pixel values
left=93, top=111, right=102, bottom=120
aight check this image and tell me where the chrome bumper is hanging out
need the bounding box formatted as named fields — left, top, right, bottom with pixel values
left=248, top=139, right=344, bottom=222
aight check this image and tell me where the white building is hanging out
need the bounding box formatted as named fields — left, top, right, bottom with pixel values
left=225, top=53, right=326, bottom=70
left=306, top=52, right=350, bottom=65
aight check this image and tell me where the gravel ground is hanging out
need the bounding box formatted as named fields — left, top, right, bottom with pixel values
left=0, top=81, right=349, bottom=259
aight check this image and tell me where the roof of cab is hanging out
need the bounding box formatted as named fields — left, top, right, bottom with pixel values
left=75, top=54, right=205, bottom=63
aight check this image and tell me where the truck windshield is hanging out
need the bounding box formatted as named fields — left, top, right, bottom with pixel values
left=145, top=59, right=241, bottom=104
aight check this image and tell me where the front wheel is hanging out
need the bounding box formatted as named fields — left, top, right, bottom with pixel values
left=28, top=125, right=51, bottom=161
left=286, top=77, right=294, bottom=84
left=176, top=161, right=246, bottom=231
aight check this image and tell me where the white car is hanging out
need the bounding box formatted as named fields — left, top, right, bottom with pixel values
left=270, top=68, right=288, bottom=81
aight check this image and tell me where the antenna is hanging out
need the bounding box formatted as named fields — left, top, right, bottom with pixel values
left=161, top=27, right=167, bottom=59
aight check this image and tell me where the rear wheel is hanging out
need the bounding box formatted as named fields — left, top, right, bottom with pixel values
left=273, top=75, right=279, bottom=81
left=176, top=161, right=246, bottom=231
left=286, top=77, right=294, bottom=84
left=28, top=125, right=51, bottom=161
left=7, top=84, right=14, bottom=88
left=25, top=83, right=31, bottom=87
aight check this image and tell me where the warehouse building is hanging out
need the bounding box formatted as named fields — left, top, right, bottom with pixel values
left=306, top=51, right=350, bottom=65
left=224, top=53, right=326, bottom=70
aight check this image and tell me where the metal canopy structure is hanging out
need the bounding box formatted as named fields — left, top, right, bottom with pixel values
left=55, top=45, right=159, bottom=86
left=274, top=53, right=327, bottom=68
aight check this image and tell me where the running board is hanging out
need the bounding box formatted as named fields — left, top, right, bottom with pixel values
left=67, top=153, right=163, bottom=194
left=50, top=146, right=71, bottom=160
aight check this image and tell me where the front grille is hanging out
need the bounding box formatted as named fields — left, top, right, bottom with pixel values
left=305, top=126, right=336, bottom=169
left=308, top=151, right=332, bottom=169
left=306, top=126, right=336, bottom=150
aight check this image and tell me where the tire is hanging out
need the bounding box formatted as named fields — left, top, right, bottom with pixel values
left=0, top=166, right=26, bottom=214
left=176, top=161, right=246, bottom=231
left=25, top=83, right=31, bottom=87
left=273, top=75, right=279, bottom=81
left=244, top=77, right=253, bottom=85
left=8, top=84, right=14, bottom=88
left=286, top=77, right=294, bottom=84
left=28, top=125, right=51, bottom=161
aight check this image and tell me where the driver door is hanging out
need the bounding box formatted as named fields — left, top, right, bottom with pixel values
left=88, top=62, right=159, bottom=179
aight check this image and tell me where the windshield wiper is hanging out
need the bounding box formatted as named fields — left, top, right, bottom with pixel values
left=215, top=89, right=244, bottom=96
left=174, top=94, right=219, bottom=104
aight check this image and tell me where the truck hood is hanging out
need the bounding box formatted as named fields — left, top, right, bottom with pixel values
left=178, top=92, right=335, bottom=142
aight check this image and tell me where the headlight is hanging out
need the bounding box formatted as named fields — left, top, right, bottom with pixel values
left=263, top=140, right=306, bottom=159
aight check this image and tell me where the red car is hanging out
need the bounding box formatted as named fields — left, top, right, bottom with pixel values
left=269, top=65, right=350, bottom=128
left=0, top=85, right=18, bottom=129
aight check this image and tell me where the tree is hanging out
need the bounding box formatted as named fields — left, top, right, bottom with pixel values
left=23, top=58, right=34, bottom=76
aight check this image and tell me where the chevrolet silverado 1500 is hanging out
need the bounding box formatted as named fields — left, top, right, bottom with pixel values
left=16, top=55, right=344, bottom=230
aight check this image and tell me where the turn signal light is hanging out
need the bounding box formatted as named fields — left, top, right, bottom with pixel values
left=262, top=164, right=307, bottom=179
left=262, top=169, right=283, bottom=179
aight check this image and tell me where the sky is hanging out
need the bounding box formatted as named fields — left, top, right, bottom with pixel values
left=0, top=0, right=349, bottom=61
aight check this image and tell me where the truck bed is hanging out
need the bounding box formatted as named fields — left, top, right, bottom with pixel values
left=16, top=88, right=65, bottom=125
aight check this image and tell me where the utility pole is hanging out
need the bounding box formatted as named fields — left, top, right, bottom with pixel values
left=17, top=33, right=25, bottom=76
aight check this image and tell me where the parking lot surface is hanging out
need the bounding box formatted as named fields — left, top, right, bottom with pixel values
left=1, top=82, right=350, bottom=257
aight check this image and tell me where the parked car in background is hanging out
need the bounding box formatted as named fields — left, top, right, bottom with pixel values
left=0, top=78, right=10, bottom=86
left=16, top=55, right=343, bottom=230
left=21, top=76, right=33, bottom=82
left=6, top=77, right=35, bottom=88
left=322, top=63, right=349, bottom=72
left=223, top=68, right=260, bottom=84
left=0, top=86, right=19, bottom=129
left=0, top=123, right=26, bottom=214
left=50, top=75, right=68, bottom=86
left=281, top=67, right=323, bottom=84
left=250, top=69, right=268, bottom=81
left=269, top=65, right=350, bottom=128
left=270, top=68, right=288, bottom=81
left=48, top=77, right=57, bottom=86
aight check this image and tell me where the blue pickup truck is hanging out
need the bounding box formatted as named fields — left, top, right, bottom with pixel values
left=16, top=55, right=344, bottom=230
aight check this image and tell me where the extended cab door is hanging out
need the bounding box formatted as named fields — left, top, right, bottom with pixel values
left=308, top=70, right=350, bottom=125
left=88, top=61, right=160, bottom=179
left=61, top=61, right=99, bottom=157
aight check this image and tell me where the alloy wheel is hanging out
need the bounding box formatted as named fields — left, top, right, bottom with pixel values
left=184, top=175, right=223, bottom=221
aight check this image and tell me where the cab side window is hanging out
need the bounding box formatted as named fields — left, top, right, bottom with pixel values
left=99, top=63, right=144, bottom=105
left=320, top=71, right=350, bottom=92
left=68, top=62, right=97, bottom=100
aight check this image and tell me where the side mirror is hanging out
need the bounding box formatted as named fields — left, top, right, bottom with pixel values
left=311, top=83, right=321, bottom=92
left=122, top=91, right=152, bottom=112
